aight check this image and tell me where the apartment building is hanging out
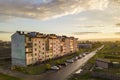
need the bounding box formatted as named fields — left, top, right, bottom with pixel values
left=11, top=31, right=78, bottom=67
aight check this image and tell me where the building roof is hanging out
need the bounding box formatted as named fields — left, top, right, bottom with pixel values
left=15, top=31, right=77, bottom=40
left=96, top=58, right=111, bottom=63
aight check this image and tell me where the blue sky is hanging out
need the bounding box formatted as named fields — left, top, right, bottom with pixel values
left=0, top=0, right=120, bottom=41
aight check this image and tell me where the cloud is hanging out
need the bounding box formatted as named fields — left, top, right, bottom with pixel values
left=77, top=17, right=88, bottom=21
left=0, top=0, right=109, bottom=20
left=0, top=31, right=13, bottom=34
left=73, top=32, right=101, bottom=35
left=114, top=32, right=120, bottom=35
left=116, top=23, right=120, bottom=27
left=77, top=25, right=104, bottom=28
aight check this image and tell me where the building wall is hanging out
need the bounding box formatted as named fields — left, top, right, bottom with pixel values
left=52, top=39, right=60, bottom=58
left=65, top=38, right=70, bottom=54
left=78, top=44, right=92, bottom=49
left=70, top=39, right=74, bottom=53
left=32, top=38, right=46, bottom=62
left=73, top=39, right=78, bottom=53
left=11, top=32, right=26, bottom=67
left=46, top=39, right=53, bottom=59
left=61, top=41, right=65, bottom=56
left=96, top=61, right=109, bottom=68
left=25, top=36, right=33, bottom=65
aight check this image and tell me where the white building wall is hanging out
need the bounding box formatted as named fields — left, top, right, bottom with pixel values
left=11, top=32, right=26, bottom=67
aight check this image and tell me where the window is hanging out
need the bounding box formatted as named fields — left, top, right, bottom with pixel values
left=35, top=48, right=37, bottom=51
left=28, top=37, right=31, bottom=41
left=29, top=59, right=31, bottom=63
left=34, top=39, right=37, bottom=41
left=35, top=58, right=37, bottom=61
left=35, top=53, right=37, bottom=56
left=29, top=54, right=32, bottom=57
left=34, top=43, right=37, bottom=46
left=42, top=43, right=44, bottom=45
left=43, top=48, right=44, bottom=50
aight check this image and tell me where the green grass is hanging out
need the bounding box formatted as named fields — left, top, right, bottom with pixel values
left=69, top=72, right=108, bottom=80
left=0, top=73, right=23, bottom=80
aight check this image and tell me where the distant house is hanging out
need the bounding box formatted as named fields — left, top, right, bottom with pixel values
left=78, top=44, right=92, bottom=49
left=112, top=62, right=120, bottom=68
left=95, top=58, right=111, bottom=68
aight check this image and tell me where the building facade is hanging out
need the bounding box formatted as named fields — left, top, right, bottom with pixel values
left=11, top=31, right=78, bottom=67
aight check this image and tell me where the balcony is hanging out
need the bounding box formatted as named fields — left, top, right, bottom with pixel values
left=26, top=48, right=32, bottom=53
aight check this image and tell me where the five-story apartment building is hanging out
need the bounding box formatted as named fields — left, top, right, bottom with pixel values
left=11, top=31, right=78, bottom=67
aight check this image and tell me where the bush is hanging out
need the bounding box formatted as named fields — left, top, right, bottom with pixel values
left=56, top=60, right=61, bottom=64
left=104, top=56, right=120, bottom=59
left=45, top=64, right=51, bottom=69
left=14, top=66, right=26, bottom=72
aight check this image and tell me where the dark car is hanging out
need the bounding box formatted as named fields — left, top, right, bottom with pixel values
left=57, top=65, right=62, bottom=69
left=59, top=62, right=67, bottom=66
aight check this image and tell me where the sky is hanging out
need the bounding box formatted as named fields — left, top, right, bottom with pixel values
left=0, top=0, right=120, bottom=41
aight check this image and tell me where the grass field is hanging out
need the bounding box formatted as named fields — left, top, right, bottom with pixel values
left=0, top=73, right=23, bottom=80
left=69, top=72, right=108, bottom=80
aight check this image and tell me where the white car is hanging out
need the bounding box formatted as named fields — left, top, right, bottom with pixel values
left=82, top=53, right=86, bottom=57
left=50, top=66, right=60, bottom=70
left=79, top=54, right=82, bottom=57
left=75, top=69, right=83, bottom=74
left=66, top=59, right=74, bottom=63
left=74, top=56, right=78, bottom=61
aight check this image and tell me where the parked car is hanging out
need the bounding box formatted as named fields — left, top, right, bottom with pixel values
left=85, top=52, right=89, bottom=54
left=66, top=59, right=74, bottom=63
left=82, top=53, right=86, bottom=57
left=78, top=55, right=82, bottom=59
left=50, top=66, right=60, bottom=70
left=59, top=62, right=67, bottom=66
left=74, top=56, right=78, bottom=61
left=57, top=65, right=62, bottom=69
left=75, top=69, right=83, bottom=74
